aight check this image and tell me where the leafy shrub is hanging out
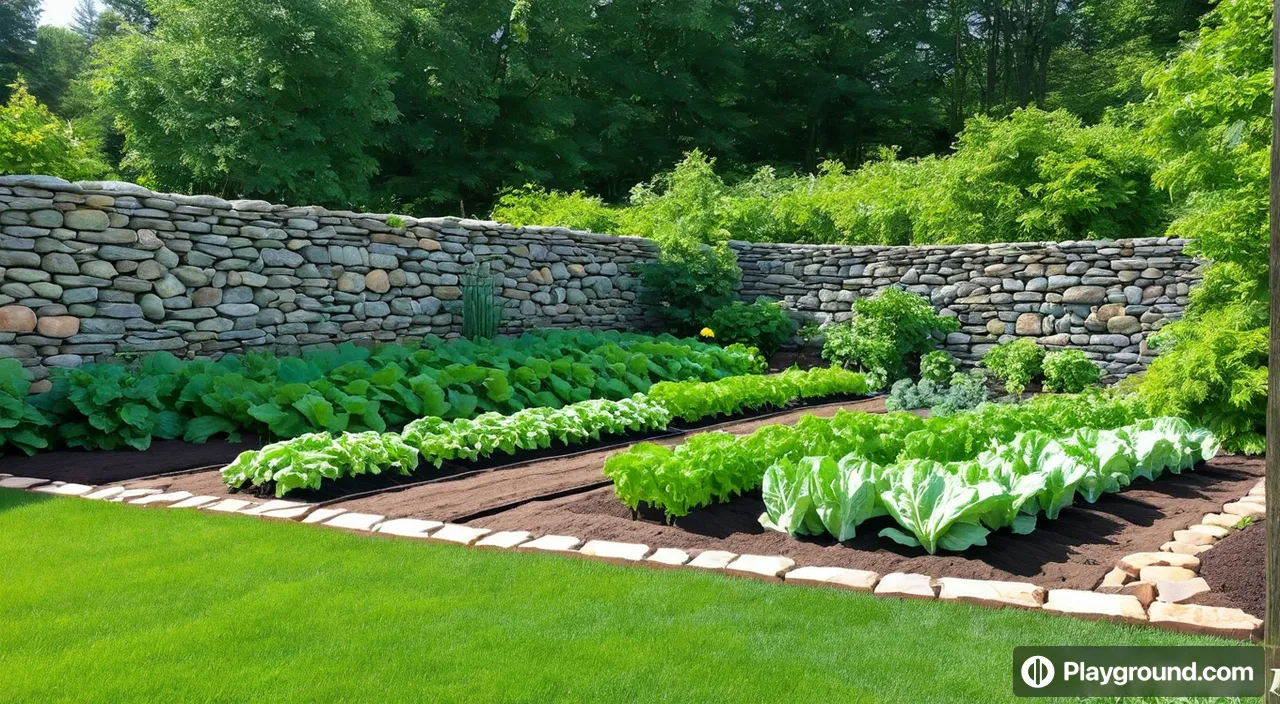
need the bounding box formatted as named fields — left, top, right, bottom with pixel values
left=706, top=298, right=796, bottom=358
left=885, top=371, right=987, bottom=415
left=648, top=367, right=872, bottom=423
left=0, top=359, right=50, bottom=456
left=35, top=353, right=187, bottom=451
left=0, top=79, right=108, bottom=180
left=919, top=350, right=958, bottom=384
left=490, top=184, right=622, bottom=234
left=1042, top=350, right=1102, bottom=393
left=983, top=339, right=1046, bottom=395
left=821, top=287, right=958, bottom=383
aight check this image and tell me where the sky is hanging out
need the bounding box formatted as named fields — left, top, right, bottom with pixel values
left=40, top=0, right=96, bottom=28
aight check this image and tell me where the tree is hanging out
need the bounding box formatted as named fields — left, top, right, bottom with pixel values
left=103, top=0, right=155, bottom=32
left=27, top=26, right=89, bottom=113
left=72, top=0, right=101, bottom=42
left=0, top=79, right=108, bottom=180
left=95, top=0, right=397, bottom=206
left=0, top=0, right=41, bottom=103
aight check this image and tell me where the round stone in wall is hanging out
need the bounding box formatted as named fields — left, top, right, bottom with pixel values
left=0, top=305, right=36, bottom=333
left=1015, top=313, right=1041, bottom=335
left=986, top=319, right=1006, bottom=335
left=366, top=269, right=391, bottom=294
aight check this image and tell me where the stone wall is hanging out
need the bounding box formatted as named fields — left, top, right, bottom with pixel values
left=0, top=176, right=654, bottom=389
left=733, top=238, right=1201, bottom=377
left=0, top=175, right=1200, bottom=385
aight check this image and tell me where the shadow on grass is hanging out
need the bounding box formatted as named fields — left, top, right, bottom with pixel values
left=0, top=488, right=57, bottom=515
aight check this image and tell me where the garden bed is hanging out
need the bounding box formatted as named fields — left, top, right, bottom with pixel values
left=1196, top=520, right=1263, bottom=618
left=464, top=454, right=1263, bottom=592
left=1, top=436, right=264, bottom=484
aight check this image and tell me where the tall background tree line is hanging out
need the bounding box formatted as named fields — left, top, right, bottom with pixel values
left=0, top=0, right=1209, bottom=214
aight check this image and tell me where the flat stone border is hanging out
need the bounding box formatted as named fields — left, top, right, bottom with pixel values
left=1, top=474, right=1262, bottom=642
left=1088, top=477, right=1263, bottom=640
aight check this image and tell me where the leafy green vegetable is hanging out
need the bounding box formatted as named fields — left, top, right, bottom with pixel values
left=0, top=359, right=50, bottom=456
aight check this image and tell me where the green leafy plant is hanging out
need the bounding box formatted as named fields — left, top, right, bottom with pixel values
left=821, top=287, right=958, bottom=384
left=1042, top=350, right=1102, bottom=393
left=885, top=371, right=988, bottom=415
left=647, top=366, right=872, bottom=424
left=0, top=359, right=51, bottom=456
left=385, top=215, right=406, bottom=229
left=461, top=262, right=502, bottom=340
left=982, top=339, right=1046, bottom=395
left=706, top=298, right=796, bottom=358
left=919, top=350, right=958, bottom=384
left=222, top=431, right=420, bottom=497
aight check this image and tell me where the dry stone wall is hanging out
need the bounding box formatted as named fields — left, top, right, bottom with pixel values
left=0, top=175, right=1200, bottom=384
left=733, top=239, right=1201, bottom=377
left=0, top=176, right=653, bottom=388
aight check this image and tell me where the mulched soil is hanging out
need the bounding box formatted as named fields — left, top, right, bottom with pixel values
left=1194, top=521, right=1263, bottom=617
left=468, top=455, right=1264, bottom=592
left=2, top=436, right=263, bottom=485
left=767, top=347, right=828, bottom=372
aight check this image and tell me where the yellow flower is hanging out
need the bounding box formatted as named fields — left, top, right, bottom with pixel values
left=699, top=327, right=715, bottom=338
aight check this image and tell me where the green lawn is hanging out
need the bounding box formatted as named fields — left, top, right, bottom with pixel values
left=0, top=489, right=1254, bottom=703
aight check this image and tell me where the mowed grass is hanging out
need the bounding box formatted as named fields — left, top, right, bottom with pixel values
left=0, top=489, right=1255, bottom=703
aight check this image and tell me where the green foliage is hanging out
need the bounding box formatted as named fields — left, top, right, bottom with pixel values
left=761, top=417, right=1216, bottom=553
left=461, top=263, right=501, bottom=341
left=27, top=26, right=89, bottom=112
left=1042, top=350, right=1102, bottom=393
left=983, top=339, right=1046, bottom=395
left=821, top=288, right=958, bottom=383
left=385, top=215, right=405, bottom=229
left=646, top=367, right=873, bottom=424
left=11, top=331, right=759, bottom=456
left=0, top=359, right=50, bottom=456
left=94, top=0, right=396, bottom=205
left=0, top=79, right=108, bottom=180
left=919, top=350, right=958, bottom=384
left=222, top=431, right=420, bottom=498
left=606, top=390, right=1147, bottom=520
left=491, top=185, right=621, bottom=234
left=1129, top=0, right=1272, bottom=454
left=885, top=371, right=989, bottom=415
left=706, top=298, right=796, bottom=358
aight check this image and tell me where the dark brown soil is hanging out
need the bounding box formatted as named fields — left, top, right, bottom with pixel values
left=1196, top=521, right=1263, bottom=618
left=1, top=436, right=263, bottom=484
left=767, top=347, right=828, bottom=372
left=467, top=455, right=1263, bottom=592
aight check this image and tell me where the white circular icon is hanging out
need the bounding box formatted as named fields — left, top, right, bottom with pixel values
left=1021, top=655, right=1056, bottom=689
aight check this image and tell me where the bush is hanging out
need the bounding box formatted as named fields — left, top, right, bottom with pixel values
left=706, top=298, right=796, bottom=358
left=885, top=371, right=988, bottom=415
left=982, top=339, right=1045, bottom=395
left=490, top=184, right=622, bottom=234
left=821, top=287, right=958, bottom=383
left=0, top=79, right=108, bottom=180
left=1042, top=350, right=1102, bottom=393
left=919, top=350, right=958, bottom=384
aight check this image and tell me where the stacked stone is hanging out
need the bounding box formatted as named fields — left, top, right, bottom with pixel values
left=733, top=239, right=1201, bottom=377
left=0, top=175, right=653, bottom=386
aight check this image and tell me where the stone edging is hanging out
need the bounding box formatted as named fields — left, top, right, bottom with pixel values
left=0, top=473, right=1262, bottom=642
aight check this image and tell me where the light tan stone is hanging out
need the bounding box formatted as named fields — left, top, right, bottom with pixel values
left=1097, top=581, right=1156, bottom=607
left=302, top=508, right=347, bottom=524
left=579, top=540, right=650, bottom=563
left=1201, top=513, right=1244, bottom=530
left=131, top=490, right=194, bottom=505
left=1186, top=524, right=1231, bottom=539
left=1117, top=552, right=1200, bottom=577
left=243, top=500, right=308, bottom=516
left=365, top=269, right=391, bottom=293
left=784, top=566, right=880, bottom=592
left=0, top=305, right=36, bottom=333
left=687, top=550, right=737, bottom=570
left=518, top=534, right=581, bottom=552
left=874, top=572, right=937, bottom=599
left=937, top=578, right=1046, bottom=609
left=1156, top=577, right=1211, bottom=604
left=645, top=548, right=691, bottom=567
left=322, top=512, right=383, bottom=530
left=427, top=523, right=492, bottom=546
left=169, top=495, right=221, bottom=509
left=110, top=488, right=161, bottom=502
left=204, top=498, right=258, bottom=514
left=1248, top=485, right=1265, bottom=498
left=475, top=531, right=531, bottom=549
left=1222, top=501, right=1265, bottom=519
left=1148, top=602, right=1262, bottom=640
left=1042, top=590, right=1148, bottom=625
left=84, top=486, right=127, bottom=501
left=35, top=315, right=79, bottom=338
left=1099, top=567, right=1130, bottom=588
left=33, top=482, right=94, bottom=496
left=374, top=518, right=443, bottom=538
left=1140, top=566, right=1197, bottom=583
left=1172, top=529, right=1218, bottom=546
left=725, top=554, right=795, bottom=581
left=0, top=476, right=49, bottom=489
left=418, top=238, right=441, bottom=251
left=1161, top=541, right=1214, bottom=555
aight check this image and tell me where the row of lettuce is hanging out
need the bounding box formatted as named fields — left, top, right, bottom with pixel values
left=602, top=393, right=1219, bottom=552
left=0, top=330, right=765, bottom=456
left=222, top=366, right=875, bottom=496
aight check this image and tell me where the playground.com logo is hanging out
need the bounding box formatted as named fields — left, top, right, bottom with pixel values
left=1012, top=646, right=1262, bottom=698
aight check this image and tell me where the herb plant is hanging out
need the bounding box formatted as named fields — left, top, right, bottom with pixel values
left=982, top=339, right=1045, bottom=394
